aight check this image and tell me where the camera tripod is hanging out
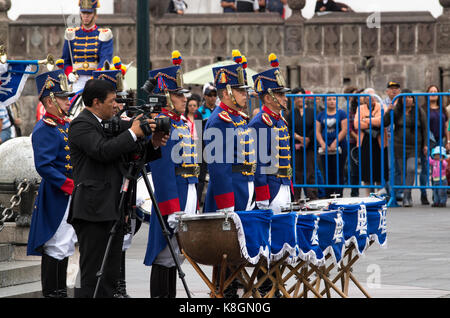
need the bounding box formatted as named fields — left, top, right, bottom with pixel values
left=93, top=143, right=191, bottom=298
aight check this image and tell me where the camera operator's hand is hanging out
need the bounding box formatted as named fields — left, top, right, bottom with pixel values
left=151, top=131, right=169, bottom=148
left=130, top=114, right=146, bottom=138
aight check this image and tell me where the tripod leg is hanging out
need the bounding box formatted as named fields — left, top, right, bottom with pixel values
left=141, top=167, right=192, bottom=298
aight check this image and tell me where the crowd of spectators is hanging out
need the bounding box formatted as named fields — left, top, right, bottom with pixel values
left=167, top=0, right=353, bottom=18
left=285, top=82, right=450, bottom=208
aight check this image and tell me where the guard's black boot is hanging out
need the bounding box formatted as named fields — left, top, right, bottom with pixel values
left=113, top=251, right=130, bottom=298
left=41, top=254, right=68, bottom=298
left=150, top=264, right=176, bottom=298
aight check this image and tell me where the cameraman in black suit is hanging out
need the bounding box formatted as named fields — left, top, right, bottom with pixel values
left=68, top=79, right=168, bottom=298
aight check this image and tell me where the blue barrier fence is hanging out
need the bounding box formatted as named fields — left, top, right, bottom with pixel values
left=284, top=92, right=450, bottom=207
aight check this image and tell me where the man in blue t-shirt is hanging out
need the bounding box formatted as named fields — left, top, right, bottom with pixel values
left=315, top=94, right=348, bottom=198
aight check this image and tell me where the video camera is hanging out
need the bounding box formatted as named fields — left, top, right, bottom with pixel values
left=102, top=78, right=171, bottom=137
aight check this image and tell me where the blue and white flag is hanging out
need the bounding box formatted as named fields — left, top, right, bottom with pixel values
left=0, top=62, right=33, bottom=107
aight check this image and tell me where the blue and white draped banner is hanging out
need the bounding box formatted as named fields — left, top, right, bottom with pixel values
left=329, top=203, right=369, bottom=255
left=228, top=198, right=386, bottom=267
left=296, top=214, right=325, bottom=266
left=270, top=212, right=298, bottom=263
left=317, top=211, right=345, bottom=264
left=365, top=200, right=387, bottom=247
left=0, top=63, right=33, bottom=107
left=231, top=210, right=272, bottom=265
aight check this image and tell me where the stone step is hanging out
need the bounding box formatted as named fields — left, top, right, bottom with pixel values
left=0, top=244, right=12, bottom=262
left=0, top=260, right=41, bottom=288
left=0, top=281, right=42, bottom=298
left=0, top=222, right=30, bottom=245
left=0, top=243, right=40, bottom=262
left=0, top=222, right=29, bottom=244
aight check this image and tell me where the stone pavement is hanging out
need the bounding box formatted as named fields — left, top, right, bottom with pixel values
left=2, top=192, right=450, bottom=299
left=125, top=193, right=450, bottom=298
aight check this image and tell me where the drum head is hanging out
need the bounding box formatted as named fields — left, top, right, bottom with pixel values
left=136, top=172, right=154, bottom=215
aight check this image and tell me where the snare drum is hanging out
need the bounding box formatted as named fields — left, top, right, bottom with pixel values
left=135, top=172, right=154, bottom=223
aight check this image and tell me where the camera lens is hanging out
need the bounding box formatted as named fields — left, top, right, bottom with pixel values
left=155, top=117, right=171, bottom=135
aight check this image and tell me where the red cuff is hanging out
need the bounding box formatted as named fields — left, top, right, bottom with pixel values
left=61, top=178, right=74, bottom=195
left=214, top=192, right=235, bottom=210
left=255, top=185, right=270, bottom=202
left=158, top=198, right=181, bottom=216
left=64, top=65, right=73, bottom=76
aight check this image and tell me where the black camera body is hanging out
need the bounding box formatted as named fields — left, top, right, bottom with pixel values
left=102, top=115, right=123, bottom=137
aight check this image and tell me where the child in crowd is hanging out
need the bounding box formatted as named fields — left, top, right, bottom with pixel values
left=429, top=146, right=448, bottom=207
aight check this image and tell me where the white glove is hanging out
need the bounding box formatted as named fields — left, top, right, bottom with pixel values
left=256, top=200, right=270, bottom=210
left=68, top=72, right=78, bottom=83
left=217, top=206, right=234, bottom=213
left=167, top=213, right=180, bottom=230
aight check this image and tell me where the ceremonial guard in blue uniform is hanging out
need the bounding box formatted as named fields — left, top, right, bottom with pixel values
left=27, top=69, right=77, bottom=298
left=203, top=50, right=256, bottom=213
left=143, top=51, right=199, bottom=298
left=61, top=0, right=113, bottom=92
left=249, top=53, right=293, bottom=213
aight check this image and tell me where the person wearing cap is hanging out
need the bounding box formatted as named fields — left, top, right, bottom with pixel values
left=143, top=51, right=199, bottom=298
left=198, top=84, right=217, bottom=121
left=383, top=81, right=403, bottom=202
left=203, top=49, right=256, bottom=215
left=27, top=69, right=77, bottom=298
left=61, top=0, right=113, bottom=92
left=68, top=75, right=166, bottom=297
left=202, top=50, right=254, bottom=298
left=90, top=67, right=133, bottom=298
left=429, top=146, right=448, bottom=207
left=248, top=53, right=293, bottom=213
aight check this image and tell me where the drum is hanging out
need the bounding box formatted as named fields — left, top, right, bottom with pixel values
left=178, top=210, right=272, bottom=267
left=177, top=212, right=245, bottom=266
left=135, top=172, right=154, bottom=223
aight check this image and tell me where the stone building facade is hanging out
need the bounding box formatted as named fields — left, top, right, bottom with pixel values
left=1, top=0, right=450, bottom=135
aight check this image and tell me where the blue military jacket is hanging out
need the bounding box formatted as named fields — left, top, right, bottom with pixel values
left=61, top=25, right=113, bottom=76
left=27, top=113, right=74, bottom=256
left=248, top=105, right=293, bottom=204
left=203, top=102, right=256, bottom=212
left=144, top=109, right=198, bottom=266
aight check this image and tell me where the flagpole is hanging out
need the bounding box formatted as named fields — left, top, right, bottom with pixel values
left=136, top=0, right=149, bottom=103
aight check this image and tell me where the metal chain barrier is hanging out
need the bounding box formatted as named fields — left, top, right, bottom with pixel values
left=0, top=179, right=31, bottom=232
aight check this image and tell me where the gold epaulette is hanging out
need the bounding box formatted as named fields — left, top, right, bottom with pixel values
left=218, top=111, right=232, bottom=123
left=43, top=118, right=57, bottom=127
left=261, top=113, right=273, bottom=127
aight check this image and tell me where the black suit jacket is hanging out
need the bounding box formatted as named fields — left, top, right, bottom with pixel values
left=68, top=109, right=161, bottom=223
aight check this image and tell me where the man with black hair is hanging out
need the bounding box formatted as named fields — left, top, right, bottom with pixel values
left=68, top=79, right=167, bottom=298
